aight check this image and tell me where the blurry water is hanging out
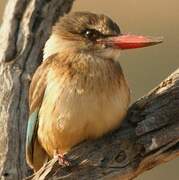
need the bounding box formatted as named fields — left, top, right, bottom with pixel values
left=1, top=0, right=179, bottom=179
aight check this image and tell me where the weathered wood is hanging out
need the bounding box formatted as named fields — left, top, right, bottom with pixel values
left=0, top=0, right=74, bottom=179
left=30, top=68, right=179, bottom=180
left=1, top=0, right=179, bottom=179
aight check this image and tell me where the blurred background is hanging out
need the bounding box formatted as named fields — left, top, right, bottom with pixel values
left=0, top=0, right=179, bottom=179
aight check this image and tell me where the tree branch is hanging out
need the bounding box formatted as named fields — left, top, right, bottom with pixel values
left=30, top=68, right=179, bottom=180
left=1, top=0, right=179, bottom=179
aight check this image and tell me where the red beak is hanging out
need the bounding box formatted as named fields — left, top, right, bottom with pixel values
left=97, top=34, right=163, bottom=50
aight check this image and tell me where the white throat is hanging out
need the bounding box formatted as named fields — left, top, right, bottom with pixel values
left=43, top=34, right=71, bottom=60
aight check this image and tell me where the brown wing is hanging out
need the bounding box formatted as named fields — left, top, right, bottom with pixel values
left=26, top=56, right=53, bottom=171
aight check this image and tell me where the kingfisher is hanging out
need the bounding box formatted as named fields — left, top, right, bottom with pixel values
left=26, top=11, right=162, bottom=172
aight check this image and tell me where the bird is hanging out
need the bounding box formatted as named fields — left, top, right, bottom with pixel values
left=26, top=11, right=163, bottom=172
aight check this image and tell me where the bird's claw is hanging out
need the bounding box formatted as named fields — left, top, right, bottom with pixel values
left=54, top=154, right=71, bottom=167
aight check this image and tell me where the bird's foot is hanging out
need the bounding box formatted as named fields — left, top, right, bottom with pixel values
left=54, top=154, right=71, bottom=167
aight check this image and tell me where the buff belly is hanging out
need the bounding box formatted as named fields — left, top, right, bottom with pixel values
left=37, top=77, right=130, bottom=157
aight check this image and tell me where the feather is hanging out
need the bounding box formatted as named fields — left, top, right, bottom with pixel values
left=26, top=110, right=39, bottom=168
left=26, top=57, right=52, bottom=171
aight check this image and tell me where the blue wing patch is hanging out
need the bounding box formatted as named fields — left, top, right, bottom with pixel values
left=26, top=110, right=39, bottom=166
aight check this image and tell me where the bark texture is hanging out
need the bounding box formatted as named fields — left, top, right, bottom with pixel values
left=30, top=68, right=179, bottom=180
left=1, top=0, right=179, bottom=180
left=0, top=0, right=74, bottom=179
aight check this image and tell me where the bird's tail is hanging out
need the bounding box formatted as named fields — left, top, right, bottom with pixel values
left=26, top=138, right=49, bottom=172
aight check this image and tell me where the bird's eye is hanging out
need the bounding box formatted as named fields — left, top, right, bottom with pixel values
left=82, top=29, right=102, bottom=41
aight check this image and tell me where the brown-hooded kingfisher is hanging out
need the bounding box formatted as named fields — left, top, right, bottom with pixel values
left=26, top=11, right=163, bottom=172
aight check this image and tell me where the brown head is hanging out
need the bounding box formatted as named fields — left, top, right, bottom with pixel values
left=44, top=11, right=163, bottom=60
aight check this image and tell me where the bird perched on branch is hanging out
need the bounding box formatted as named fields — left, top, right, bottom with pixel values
left=26, top=11, right=162, bottom=172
